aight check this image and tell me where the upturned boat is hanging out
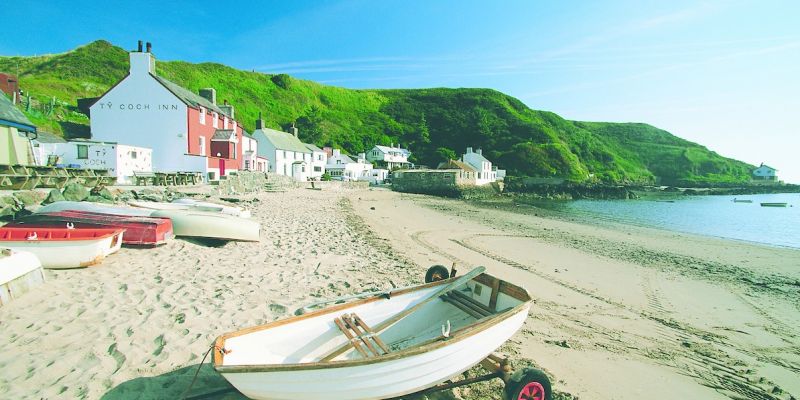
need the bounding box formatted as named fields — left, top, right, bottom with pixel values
left=0, top=227, right=124, bottom=269
left=1, top=248, right=45, bottom=306
left=213, top=267, right=532, bottom=400
left=760, top=202, right=788, bottom=207
left=129, top=199, right=252, bottom=218
left=36, top=202, right=259, bottom=242
left=8, top=211, right=173, bottom=246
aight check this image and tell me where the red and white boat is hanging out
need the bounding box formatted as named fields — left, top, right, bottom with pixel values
left=8, top=211, right=173, bottom=246
left=0, top=227, right=124, bottom=269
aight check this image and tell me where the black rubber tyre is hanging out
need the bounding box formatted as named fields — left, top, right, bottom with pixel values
left=424, top=265, right=450, bottom=283
left=504, top=368, right=552, bottom=400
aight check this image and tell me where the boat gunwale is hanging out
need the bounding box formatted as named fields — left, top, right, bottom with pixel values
left=0, top=227, right=126, bottom=242
left=213, top=273, right=531, bottom=373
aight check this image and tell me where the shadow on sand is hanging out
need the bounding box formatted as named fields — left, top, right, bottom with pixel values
left=100, top=363, right=245, bottom=400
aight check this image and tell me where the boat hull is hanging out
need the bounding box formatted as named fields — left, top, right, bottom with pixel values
left=132, top=199, right=252, bottom=218
left=0, top=228, right=124, bottom=269
left=8, top=211, right=173, bottom=246
left=220, top=306, right=528, bottom=400
left=0, top=249, right=45, bottom=306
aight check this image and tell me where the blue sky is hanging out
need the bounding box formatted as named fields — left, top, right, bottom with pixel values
left=4, top=0, right=799, bottom=182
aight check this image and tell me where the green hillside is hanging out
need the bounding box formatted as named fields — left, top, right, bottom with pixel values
left=0, top=40, right=754, bottom=186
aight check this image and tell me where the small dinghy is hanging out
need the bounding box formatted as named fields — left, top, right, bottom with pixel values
left=130, top=199, right=251, bottom=218
left=0, top=227, right=124, bottom=269
left=760, top=202, right=788, bottom=207
left=213, top=267, right=532, bottom=400
left=37, top=202, right=259, bottom=242
left=1, top=249, right=45, bottom=306
left=8, top=211, right=174, bottom=246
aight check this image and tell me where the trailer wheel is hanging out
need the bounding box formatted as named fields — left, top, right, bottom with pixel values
left=504, top=368, right=551, bottom=400
left=425, top=265, right=450, bottom=283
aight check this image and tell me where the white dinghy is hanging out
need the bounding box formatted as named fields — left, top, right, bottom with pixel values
left=0, top=227, right=124, bottom=269
left=0, top=249, right=45, bottom=306
left=37, top=202, right=259, bottom=242
left=213, top=267, right=532, bottom=400
left=129, top=199, right=251, bottom=218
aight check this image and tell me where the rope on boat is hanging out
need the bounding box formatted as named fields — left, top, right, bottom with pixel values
left=179, top=344, right=214, bottom=400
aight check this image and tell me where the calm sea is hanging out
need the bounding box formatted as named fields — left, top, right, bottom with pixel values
left=531, top=193, right=800, bottom=249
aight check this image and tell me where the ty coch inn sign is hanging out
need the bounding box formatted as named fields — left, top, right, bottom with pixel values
left=96, top=102, right=180, bottom=111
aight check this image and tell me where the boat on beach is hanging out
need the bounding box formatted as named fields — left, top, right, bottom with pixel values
left=128, top=199, right=251, bottom=218
left=0, top=249, right=45, bottom=306
left=0, top=227, right=124, bottom=269
left=760, top=202, right=788, bottom=207
left=7, top=211, right=174, bottom=246
left=213, top=267, right=535, bottom=400
left=36, top=202, right=259, bottom=242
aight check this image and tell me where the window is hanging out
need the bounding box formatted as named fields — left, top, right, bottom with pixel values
left=199, top=137, right=206, bottom=156
left=77, top=145, right=88, bottom=159
left=232, top=143, right=236, bottom=159
left=314, top=166, right=321, bottom=172
left=212, top=112, right=218, bottom=128
left=199, top=107, right=206, bottom=124
left=244, top=160, right=250, bottom=170
left=131, top=151, right=138, bottom=159
left=232, top=121, right=237, bottom=132
left=224, top=116, right=229, bottom=129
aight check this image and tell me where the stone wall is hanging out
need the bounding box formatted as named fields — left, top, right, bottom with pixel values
left=392, top=169, right=497, bottom=198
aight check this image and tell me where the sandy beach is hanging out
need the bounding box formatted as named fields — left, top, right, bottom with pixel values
left=1, top=187, right=798, bottom=399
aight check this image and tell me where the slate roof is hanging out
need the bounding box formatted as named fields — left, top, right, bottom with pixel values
left=0, top=94, right=36, bottom=132
left=305, top=143, right=324, bottom=153
left=151, top=75, right=232, bottom=118
left=757, top=163, right=777, bottom=171
left=373, top=145, right=411, bottom=156
left=212, top=129, right=236, bottom=141
left=464, top=151, right=491, bottom=164
left=438, top=159, right=476, bottom=172
left=32, top=131, right=67, bottom=143
left=252, top=127, right=311, bottom=153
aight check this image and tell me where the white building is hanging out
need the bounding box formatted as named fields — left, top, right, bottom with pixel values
left=251, top=118, right=311, bottom=181
left=241, top=133, right=268, bottom=172
left=365, top=168, right=390, bottom=184
left=366, top=144, right=411, bottom=170
left=305, top=143, right=327, bottom=180
left=34, top=139, right=152, bottom=185
left=752, top=163, right=777, bottom=181
left=326, top=149, right=372, bottom=181
left=461, top=147, right=497, bottom=186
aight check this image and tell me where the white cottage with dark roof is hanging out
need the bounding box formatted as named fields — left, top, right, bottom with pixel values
left=366, top=144, right=411, bottom=170
left=461, top=147, right=497, bottom=186
left=251, top=117, right=311, bottom=181
left=752, top=163, right=778, bottom=181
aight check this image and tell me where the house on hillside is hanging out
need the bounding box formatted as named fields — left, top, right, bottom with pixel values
left=461, top=147, right=497, bottom=186
left=88, top=41, right=244, bottom=180
left=0, top=92, right=37, bottom=166
left=752, top=163, right=778, bottom=181
left=306, top=143, right=327, bottom=180
left=0, top=73, right=20, bottom=100
left=252, top=118, right=312, bottom=181
left=326, top=149, right=372, bottom=181
left=366, top=144, right=411, bottom=170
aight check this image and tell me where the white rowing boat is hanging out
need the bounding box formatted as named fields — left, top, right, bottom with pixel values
left=0, top=227, right=124, bottom=269
left=171, top=198, right=252, bottom=218
left=36, top=202, right=259, bottom=242
left=0, top=249, right=45, bottom=306
left=213, top=268, right=531, bottom=400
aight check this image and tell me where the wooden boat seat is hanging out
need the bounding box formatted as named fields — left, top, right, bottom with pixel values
left=443, top=291, right=493, bottom=319
left=332, top=313, right=390, bottom=358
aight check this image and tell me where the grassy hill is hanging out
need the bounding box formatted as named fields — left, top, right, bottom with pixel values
left=0, top=40, right=754, bottom=186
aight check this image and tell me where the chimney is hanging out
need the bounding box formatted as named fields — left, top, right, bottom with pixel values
left=333, top=149, right=341, bottom=157
left=289, top=123, right=299, bottom=138
left=146, top=42, right=152, bottom=53
left=219, top=99, right=234, bottom=119
left=199, top=88, right=216, bottom=105
left=390, top=142, right=393, bottom=148
left=476, top=148, right=482, bottom=155
left=466, top=147, right=473, bottom=154
left=358, top=153, right=366, bottom=163
left=129, top=40, right=155, bottom=75
left=255, top=112, right=264, bottom=130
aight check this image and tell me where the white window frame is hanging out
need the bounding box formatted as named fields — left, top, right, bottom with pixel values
left=232, top=121, right=237, bottom=133
left=212, top=112, right=218, bottom=128
left=224, top=116, right=229, bottom=130
left=199, top=107, right=206, bottom=125
left=199, top=136, right=206, bottom=156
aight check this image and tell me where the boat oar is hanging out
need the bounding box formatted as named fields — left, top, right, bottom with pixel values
left=320, top=266, right=486, bottom=361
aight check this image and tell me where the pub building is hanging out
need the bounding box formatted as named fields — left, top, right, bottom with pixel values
left=89, top=41, right=243, bottom=180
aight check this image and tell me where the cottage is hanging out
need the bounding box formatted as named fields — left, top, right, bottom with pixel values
left=461, top=147, right=497, bottom=186
left=366, top=144, right=411, bottom=170
left=438, top=159, right=477, bottom=185
left=752, top=163, right=777, bottom=181
left=34, top=139, right=152, bottom=184
left=241, top=132, right=267, bottom=172
left=326, top=149, right=372, bottom=181
left=306, top=144, right=327, bottom=180
left=251, top=117, right=311, bottom=181
left=0, top=93, right=36, bottom=166
left=88, top=41, right=244, bottom=180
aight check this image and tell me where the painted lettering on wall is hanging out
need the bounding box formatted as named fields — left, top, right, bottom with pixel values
left=97, top=102, right=179, bottom=111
